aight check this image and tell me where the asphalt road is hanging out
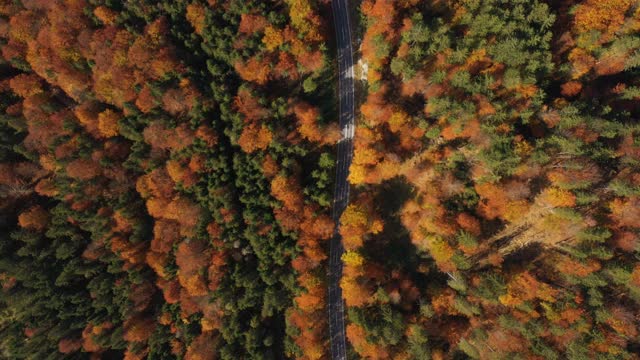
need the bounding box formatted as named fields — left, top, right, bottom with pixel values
left=328, top=0, right=355, bottom=359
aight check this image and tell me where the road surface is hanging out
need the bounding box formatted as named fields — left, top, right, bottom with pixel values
left=328, top=0, right=355, bottom=359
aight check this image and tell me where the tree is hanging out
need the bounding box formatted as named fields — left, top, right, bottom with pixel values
left=18, top=205, right=48, bottom=230
left=123, top=316, right=156, bottom=343
left=176, top=240, right=210, bottom=297
left=97, top=109, right=120, bottom=138
left=237, top=124, right=272, bottom=153
left=184, top=332, right=217, bottom=360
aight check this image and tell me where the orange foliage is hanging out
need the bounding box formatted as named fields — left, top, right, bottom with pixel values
left=262, top=154, right=279, bottom=179
left=186, top=3, right=206, bottom=35
left=263, top=26, right=284, bottom=51
left=499, top=272, right=558, bottom=307
left=208, top=249, right=226, bottom=292
left=97, top=109, right=120, bottom=138
left=93, top=6, right=118, bottom=25
left=475, top=181, right=531, bottom=222
left=339, top=203, right=382, bottom=250
left=293, top=101, right=340, bottom=145
left=456, top=213, right=481, bottom=236
left=237, top=124, right=272, bottom=153
left=166, top=159, right=197, bottom=188
left=360, top=0, right=397, bottom=75
left=609, top=197, right=640, bottom=228
left=235, top=57, right=270, bottom=85
left=9, top=73, right=43, bottom=97
left=74, top=101, right=102, bottom=137
left=594, top=54, right=627, bottom=76
left=539, top=187, right=576, bottom=208
left=287, top=309, right=325, bottom=359
left=295, top=47, right=324, bottom=73
left=614, top=231, right=638, bottom=252
left=81, top=323, right=103, bottom=352
left=295, top=274, right=324, bottom=312
left=135, top=85, right=158, bottom=113
left=146, top=250, right=169, bottom=277
left=18, top=205, right=49, bottom=230
left=271, top=175, right=304, bottom=213
left=555, top=257, right=601, bottom=277
left=573, top=0, right=634, bottom=39
left=110, top=236, right=146, bottom=266
left=360, top=87, right=393, bottom=127
left=441, top=119, right=481, bottom=141
left=568, top=48, right=596, bottom=79
left=346, top=323, right=389, bottom=359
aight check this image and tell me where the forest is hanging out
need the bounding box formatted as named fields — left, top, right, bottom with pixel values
left=0, top=0, right=639, bottom=359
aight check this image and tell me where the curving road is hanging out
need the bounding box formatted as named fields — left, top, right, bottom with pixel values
left=328, top=0, right=355, bottom=359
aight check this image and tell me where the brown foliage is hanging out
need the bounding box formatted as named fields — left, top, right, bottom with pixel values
left=58, top=338, right=83, bottom=354
left=143, top=122, right=195, bottom=152
left=176, top=240, right=210, bottom=296
left=235, top=87, right=269, bottom=121
left=184, top=332, right=217, bottom=360
left=151, top=220, right=180, bottom=253
left=238, top=14, right=268, bottom=34
left=123, top=316, right=155, bottom=343
left=66, top=158, right=101, bottom=180
left=161, top=83, right=198, bottom=115
left=157, top=278, right=181, bottom=304
left=561, top=81, right=582, bottom=97
left=195, top=125, right=218, bottom=147
left=35, top=178, right=58, bottom=197
left=129, top=281, right=155, bottom=312
left=631, top=265, right=640, bottom=287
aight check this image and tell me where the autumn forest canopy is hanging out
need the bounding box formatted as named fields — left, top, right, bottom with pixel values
left=0, top=0, right=639, bottom=359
